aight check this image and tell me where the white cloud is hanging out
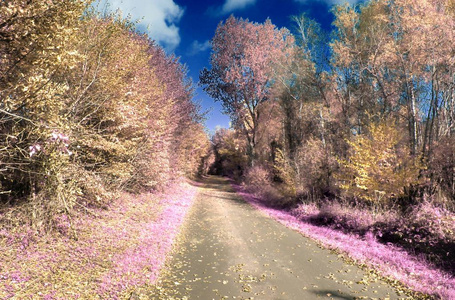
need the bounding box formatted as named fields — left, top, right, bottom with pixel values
left=221, top=0, right=256, bottom=14
left=188, top=40, right=211, bottom=56
left=207, top=0, right=256, bottom=16
left=294, top=0, right=360, bottom=5
left=96, top=0, right=184, bottom=52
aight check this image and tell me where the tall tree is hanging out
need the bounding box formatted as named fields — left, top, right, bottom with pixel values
left=200, top=15, right=293, bottom=165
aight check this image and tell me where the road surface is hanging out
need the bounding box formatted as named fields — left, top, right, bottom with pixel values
left=150, top=176, right=408, bottom=299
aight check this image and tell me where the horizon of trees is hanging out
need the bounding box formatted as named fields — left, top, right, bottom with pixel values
left=203, top=0, right=455, bottom=208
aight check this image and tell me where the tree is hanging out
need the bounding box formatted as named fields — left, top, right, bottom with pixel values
left=200, top=15, right=293, bottom=165
left=338, top=118, right=422, bottom=204
left=66, top=14, right=209, bottom=192
left=271, top=14, right=335, bottom=198
left=148, top=44, right=208, bottom=180
left=331, top=0, right=455, bottom=200
left=210, top=128, right=247, bottom=179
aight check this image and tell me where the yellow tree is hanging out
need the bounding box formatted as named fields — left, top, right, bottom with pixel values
left=338, top=118, right=423, bottom=204
left=64, top=14, right=178, bottom=193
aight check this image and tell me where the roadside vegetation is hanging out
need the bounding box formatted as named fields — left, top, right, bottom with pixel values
left=0, top=0, right=209, bottom=298
left=202, top=1, right=455, bottom=299
left=2, top=0, right=455, bottom=299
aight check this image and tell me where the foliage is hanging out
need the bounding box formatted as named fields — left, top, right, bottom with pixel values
left=288, top=195, right=455, bottom=277
left=210, top=128, right=248, bottom=180
left=234, top=183, right=455, bottom=299
left=428, top=136, right=455, bottom=202
left=389, top=200, right=455, bottom=267
left=200, top=16, right=294, bottom=164
left=330, top=0, right=455, bottom=200
left=243, top=165, right=271, bottom=191
left=65, top=16, right=157, bottom=192
left=0, top=0, right=90, bottom=227
left=0, top=1, right=209, bottom=230
left=209, top=4, right=455, bottom=208
left=0, top=181, right=197, bottom=299
left=147, top=43, right=210, bottom=181
left=294, top=138, right=337, bottom=199
left=273, top=149, right=296, bottom=197
left=338, top=119, right=423, bottom=204
left=204, top=5, right=455, bottom=298
left=269, top=13, right=336, bottom=202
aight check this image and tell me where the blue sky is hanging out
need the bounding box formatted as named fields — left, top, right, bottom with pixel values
left=96, top=0, right=361, bottom=134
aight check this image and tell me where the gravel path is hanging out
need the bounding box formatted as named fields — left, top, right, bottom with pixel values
left=150, top=176, right=406, bottom=300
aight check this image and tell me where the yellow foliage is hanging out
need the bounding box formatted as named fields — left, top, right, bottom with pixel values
left=0, top=2, right=210, bottom=229
left=274, top=149, right=296, bottom=196
left=338, top=119, right=424, bottom=204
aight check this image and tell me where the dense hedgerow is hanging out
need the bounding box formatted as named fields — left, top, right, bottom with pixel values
left=0, top=1, right=209, bottom=230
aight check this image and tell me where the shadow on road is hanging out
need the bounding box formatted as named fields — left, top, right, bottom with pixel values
left=311, top=290, right=356, bottom=300
left=192, top=175, right=251, bottom=207
left=153, top=175, right=404, bottom=300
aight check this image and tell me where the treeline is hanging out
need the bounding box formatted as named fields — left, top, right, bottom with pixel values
left=0, top=0, right=209, bottom=228
left=203, top=0, right=455, bottom=208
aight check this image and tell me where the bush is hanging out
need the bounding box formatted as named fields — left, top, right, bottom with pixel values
left=273, top=149, right=297, bottom=197
left=291, top=199, right=400, bottom=237
left=0, top=4, right=210, bottom=232
left=243, top=165, right=286, bottom=206
left=294, top=138, right=337, bottom=199
left=337, top=119, right=423, bottom=205
left=243, top=165, right=272, bottom=192
left=290, top=196, right=455, bottom=273
left=428, top=136, right=455, bottom=204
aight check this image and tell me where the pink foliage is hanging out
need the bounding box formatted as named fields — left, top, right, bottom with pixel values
left=211, top=16, right=292, bottom=103
left=242, top=165, right=283, bottom=205
left=0, top=180, right=198, bottom=298
left=98, top=183, right=198, bottom=297
left=201, top=16, right=294, bottom=164
left=243, top=165, right=272, bottom=193
left=231, top=183, right=455, bottom=299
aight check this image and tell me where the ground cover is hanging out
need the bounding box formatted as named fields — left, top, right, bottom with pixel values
left=0, top=179, right=198, bottom=299
left=232, top=182, right=455, bottom=299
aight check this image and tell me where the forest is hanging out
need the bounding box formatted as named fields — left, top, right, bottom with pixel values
left=202, top=0, right=455, bottom=297
left=1, top=0, right=455, bottom=298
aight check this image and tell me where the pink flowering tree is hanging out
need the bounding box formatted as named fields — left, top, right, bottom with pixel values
left=200, top=16, right=294, bottom=165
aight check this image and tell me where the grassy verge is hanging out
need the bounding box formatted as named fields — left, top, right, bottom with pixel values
left=231, top=182, right=455, bottom=300
left=0, top=179, right=198, bottom=299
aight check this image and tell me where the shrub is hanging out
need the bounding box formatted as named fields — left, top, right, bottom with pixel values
left=396, top=199, right=454, bottom=247
left=0, top=4, right=210, bottom=232
left=294, top=138, right=337, bottom=199
left=244, top=165, right=272, bottom=192
left=273, top=149, right=297, bottom=197
left=428, top=136, right=455, bottom=204
left=243, top=165, right=285, bottom=206
left=337, top=118, right=423, bottom=205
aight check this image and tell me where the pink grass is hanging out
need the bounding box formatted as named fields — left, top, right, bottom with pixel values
left=231, top=182, right=455, bottom=300
left=0, top=179, right=198, bottom=299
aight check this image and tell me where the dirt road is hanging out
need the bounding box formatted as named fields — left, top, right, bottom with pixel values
left=150, top=176, right=406, bottom=299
